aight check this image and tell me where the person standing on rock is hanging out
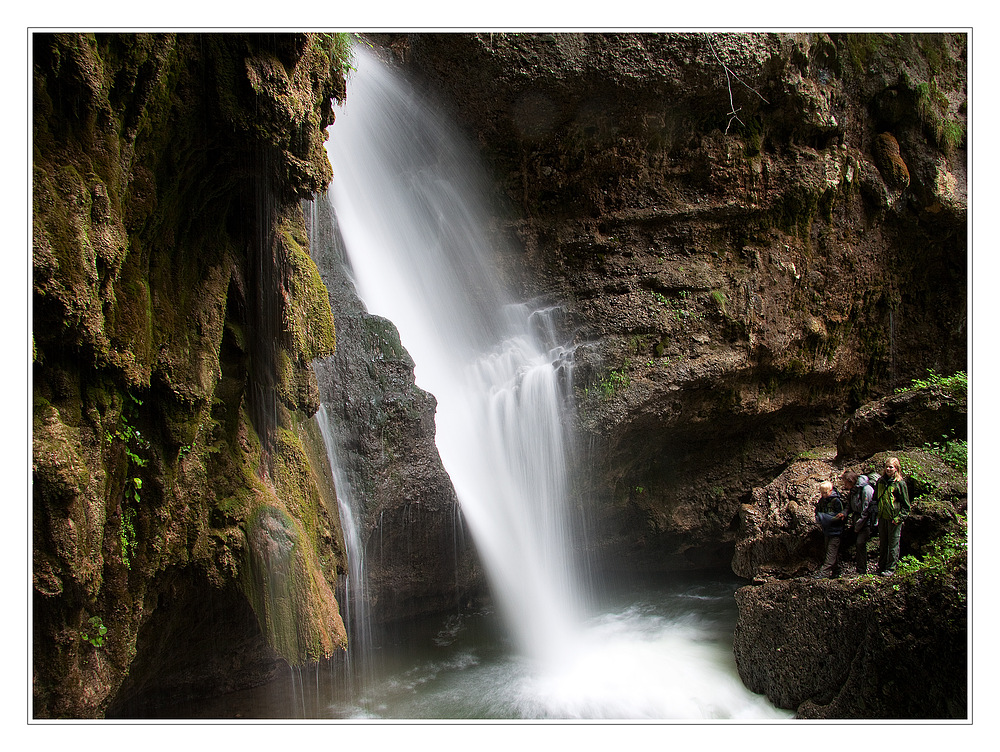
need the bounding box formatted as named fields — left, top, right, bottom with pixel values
left=813, top=480, right=846, bottom=578
left=875, top=457, right=911, bottom=575
left=842, top=470, right=877, bottom=575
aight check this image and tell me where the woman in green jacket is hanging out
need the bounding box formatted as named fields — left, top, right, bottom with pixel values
left=875, top=457, right=911, bottom=574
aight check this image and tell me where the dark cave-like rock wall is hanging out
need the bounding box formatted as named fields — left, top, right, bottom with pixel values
left=32, top=32, right=350, bottom=718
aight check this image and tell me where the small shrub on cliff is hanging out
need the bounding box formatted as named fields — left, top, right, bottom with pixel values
left=119, top=502, right=137, bottom=570
left=914, top=433, right=968, bottom=475
left=316, top=32, right=373, bottom=78
left=316, top=33, right=357, bottom=76
left=893, top=523, right=967, bottom=600
left=600, top=368, right=630, bottom=397
left=104, top=392, right=149, bottom=570
left=80, top=616, right=107, bottom=648
left=939, top=439, right=968, bottom=473
left=897, top=369, right=967, bottom=398
left=916, top=78, right=966, bottom=153
left=710, top=289, right=728, bottom=313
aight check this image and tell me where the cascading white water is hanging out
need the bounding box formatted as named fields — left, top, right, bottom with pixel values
left=314, top=403, right=375, bottom=682
left=327, top=46, right=582, bottom=664
left=323, top=46, right=790, bottom=719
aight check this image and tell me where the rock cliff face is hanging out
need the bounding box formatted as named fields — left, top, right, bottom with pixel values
left=304, top=196, right=485, bottom=626
left=383, top=32, right=967, bottom=573
left=32, top=32, right=352, bottom=718
left=733, top=563, right=967, bottom=719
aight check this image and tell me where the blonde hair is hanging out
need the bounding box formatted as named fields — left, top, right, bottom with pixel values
left=819, top=481, right=834, bottom=494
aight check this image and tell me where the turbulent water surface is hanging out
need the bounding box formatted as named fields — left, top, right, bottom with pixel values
left=156, top=575, right=790, bottom=720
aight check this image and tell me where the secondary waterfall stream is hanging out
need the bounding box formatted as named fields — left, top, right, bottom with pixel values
left=303, top=46, right=790, bottom=720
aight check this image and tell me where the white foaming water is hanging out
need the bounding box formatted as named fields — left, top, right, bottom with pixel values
left=319, top=585, right=788, bottom=720
left=323, top=46, right=788, bottom=720
left=512, top=607, right=781, bottom=719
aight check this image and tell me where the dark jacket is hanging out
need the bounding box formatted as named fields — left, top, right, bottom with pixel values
left=875, top=475, right=911, bottom=524
left=849, top=475, right=877, bottom=533
left=816, top=488, right=846, bottom=536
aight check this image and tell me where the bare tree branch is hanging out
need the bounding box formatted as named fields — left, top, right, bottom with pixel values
left=707, top=35, right=770, bottom=134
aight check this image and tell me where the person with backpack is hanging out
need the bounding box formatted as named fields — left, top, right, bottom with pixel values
left=875, top=457, right=911, bottom=575
left=842, top=470, right=878, bottom=575
left=813, top=480, right=846, bottom=578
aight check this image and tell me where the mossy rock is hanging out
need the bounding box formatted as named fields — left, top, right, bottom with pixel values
left=240, top=499, right=346, bottom=665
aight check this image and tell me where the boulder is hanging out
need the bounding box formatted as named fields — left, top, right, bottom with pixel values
left=734, top=554, right=967, bottom=718
left=836, top=382, right=967, bottom=461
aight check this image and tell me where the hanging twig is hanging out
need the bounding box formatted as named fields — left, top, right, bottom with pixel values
left=707, top=34, right=770, bottom=134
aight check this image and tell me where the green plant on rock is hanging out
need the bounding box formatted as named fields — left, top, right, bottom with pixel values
left=892, top=524, right=967, bottom=598
left=939, top=439, right=968, bottom=473
left=920, top=431, right=968, bottom=475
left=710, top=289, right=728, bottom=314
left=120, top=497, right=138, bottom=570
left=315, top=32, right=376, bottom=79
left=105, top=392, right=149, bottom=569
left=900, top=456, right=940, bottom=499
left=897, top=369, right=967, bottom=397
left=315, top=32, right=360, bottom=76
left=937, top=118, right=966, bottom=152
left=105, top=393, right=151, bottom=461
left=916, top=78, right=966, bottom=152
left=81, top=615, right=108, bottom=648
left=654, top=290, right=704, bottom=326
left=600, top=367, right=630, bottom=397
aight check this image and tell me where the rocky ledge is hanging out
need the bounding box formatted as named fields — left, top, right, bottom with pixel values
left=731, top=375, right=967, bottom=718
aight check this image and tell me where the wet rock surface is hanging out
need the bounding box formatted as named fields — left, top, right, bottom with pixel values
left=33, top=33, right=350, bottom=717
left=305, top=196, right=485, bottom=624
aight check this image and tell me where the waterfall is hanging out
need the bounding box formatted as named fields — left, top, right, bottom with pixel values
left=317, top=46, right=789, bottom=719
left=326, top=46, right=583, bottom=664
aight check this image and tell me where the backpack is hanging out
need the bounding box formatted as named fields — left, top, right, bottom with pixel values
left=850, top=473, right=879, bottom=530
